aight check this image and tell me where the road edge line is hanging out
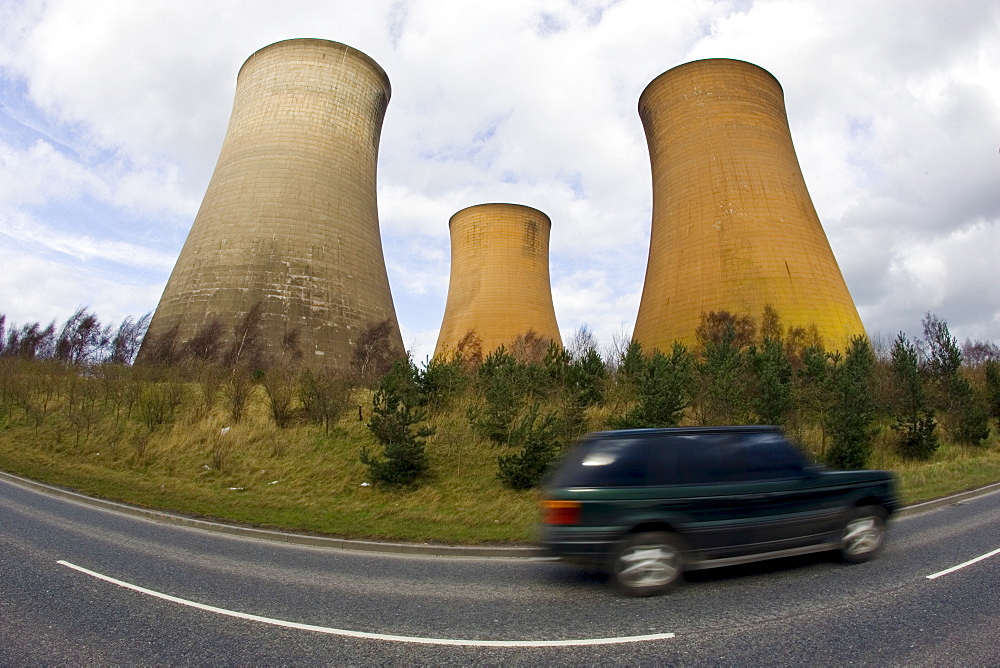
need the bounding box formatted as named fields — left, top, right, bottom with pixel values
left=3, top=469, right=997, bottom=558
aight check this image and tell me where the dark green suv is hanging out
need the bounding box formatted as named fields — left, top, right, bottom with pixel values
left=541, top=426, right=898, bottom=596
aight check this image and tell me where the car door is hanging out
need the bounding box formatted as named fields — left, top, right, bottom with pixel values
left=727, top=434, right=841, bottom=552
left=649, top=433, right=759, bottom=558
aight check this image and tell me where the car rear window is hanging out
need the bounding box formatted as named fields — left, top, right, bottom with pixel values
left=547, top=437, right=649, bottom=487
left=735, top=432, right=808, bottom=479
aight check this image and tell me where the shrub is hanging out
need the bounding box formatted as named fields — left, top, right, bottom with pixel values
left=418, top=353, right=469, bottom=409
left=262, top=362, right=299, bottom=428
left=566, top=347, right=607, bottom=407
left=751, top=337, right=794, bottom=425
left=826, top=336, right=877, bottom=469
left=299, top=367, right=350, bottom=433
left=612, top=342, right=693, bottom=428
left=985, top=360, right=1000, bottom=421
left=361, top=360, right=433, bottom=486
left=497, top=402, right=562, bottom=489
left=351, top=319, right=403, bottom=387
left=468, top=348, right=525, bottom=445
left=887, top=332, right=938, bottom=459
left=694, top=316, right=753, bottom=425
left=921, top=314, right=990, bottom=446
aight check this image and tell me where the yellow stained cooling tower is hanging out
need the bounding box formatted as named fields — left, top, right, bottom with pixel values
left=435, top=203, right=562, bottom=357
left=633, top=58, right=865, bottom=352
left=141, top=38, right=402, bottom=366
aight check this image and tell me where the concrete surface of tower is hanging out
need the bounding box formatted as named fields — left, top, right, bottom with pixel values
left=435, top=204, right=562, bottom=359
left=141, top=38, right=403, bottom=366
left=632, top=58, right=866, bottom=352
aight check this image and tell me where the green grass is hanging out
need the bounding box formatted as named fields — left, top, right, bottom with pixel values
left=1, top=384, right=998, bottom=543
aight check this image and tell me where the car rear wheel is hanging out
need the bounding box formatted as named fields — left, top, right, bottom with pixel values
left=840, top=506, right=887, bottom=563
left=612, top=532, right=684, bottom=596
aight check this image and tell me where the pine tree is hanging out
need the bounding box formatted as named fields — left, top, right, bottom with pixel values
left=826, top=336, right=877, bottom=469
left=361, top=359, right=434, bottom=486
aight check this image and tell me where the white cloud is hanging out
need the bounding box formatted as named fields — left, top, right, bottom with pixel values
left=1, top=0, right=998, bottom=352
left=1, top=211, right=175, bottom=269
left=0, top=247, right=162, bottom=328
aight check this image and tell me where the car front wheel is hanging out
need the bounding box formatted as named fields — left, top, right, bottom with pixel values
left=612, top=531, right=684, bottom=596
left=840, top=506, right=887, bottom=563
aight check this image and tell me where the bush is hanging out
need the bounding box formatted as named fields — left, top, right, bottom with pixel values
left=566, top=347, right=607, bottom=407
left=751, top=337, right=793, bottom=425
left=889, top=332, right=939, bottom=460
left=468, top=347, right=545, bottom=445
left=826, top=336, right=877, bottom=469
left=360, top=360, right=433, bottom=486
left=612, top=342, right=693, bottom=428
left=351, top=319, right=403, bottom=387
left=299, top=367, right=350, bottom=433
left=261, top=362, right=299, bottom=428
left=694, top=317, right=753, bottom=425
left=985, top=360, right=1000, bottom=421
left=922, top=313, right=990, bottom=445
left=953, top=384, right=990, bottom=446
left=497, top=402, right=562, bottom=489
left=418, top=354, right=469, bottom=409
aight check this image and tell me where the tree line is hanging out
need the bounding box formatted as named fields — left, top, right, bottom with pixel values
left=2, top=306, right=999, bottom=491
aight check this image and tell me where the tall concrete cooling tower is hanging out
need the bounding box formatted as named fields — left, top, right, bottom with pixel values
left=632, top=58, right=865, bottom=352
left=435, top=203, right=562, bottom=358
left=142, top=38, right=403, bottom=366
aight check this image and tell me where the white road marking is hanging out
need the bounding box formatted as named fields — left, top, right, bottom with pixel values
left=926, top=547, right=1000, bottom=580
left=57, top=560, right=675, bottom=647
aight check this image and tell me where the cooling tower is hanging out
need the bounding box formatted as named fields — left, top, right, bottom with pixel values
left=435, top=203, right=562, bottom=358
left=632, top=58, right=865, bottom=352
left=141, top=38, right=403, bottom=366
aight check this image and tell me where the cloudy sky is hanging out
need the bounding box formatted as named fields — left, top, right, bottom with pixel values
left=1, top=0, right=998, bottom=362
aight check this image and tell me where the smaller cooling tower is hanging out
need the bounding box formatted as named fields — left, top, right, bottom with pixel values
left=435, top=203, right=562, bottom=358
left=632, top=58, right=866, bottom=352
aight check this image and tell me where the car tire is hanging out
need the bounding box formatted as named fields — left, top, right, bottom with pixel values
left=839, top=505, right=887, bottom=563
left=611, top=531, right=684, bottom=596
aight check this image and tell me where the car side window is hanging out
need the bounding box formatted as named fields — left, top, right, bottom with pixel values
left=738, top=434, right=805, bottom=480
left=667, top=434, right=745, bottom=485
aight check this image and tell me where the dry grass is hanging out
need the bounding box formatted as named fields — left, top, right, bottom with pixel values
left=0, top=384, right=539, bottom=543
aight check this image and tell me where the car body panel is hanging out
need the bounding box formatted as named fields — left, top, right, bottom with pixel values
left=541, top=426, right=898, bottom=572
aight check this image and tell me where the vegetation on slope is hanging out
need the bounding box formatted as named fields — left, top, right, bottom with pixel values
left=1, top=307, right=999, bottom=544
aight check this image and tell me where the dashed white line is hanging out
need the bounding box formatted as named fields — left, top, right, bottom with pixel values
left=57, top=560, right=675, bottom=647
left=926, top=547, right=1000, bottom=580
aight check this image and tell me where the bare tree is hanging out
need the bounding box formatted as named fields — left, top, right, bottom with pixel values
left=454, top=330, right=484, bottom=369
left=509, top=329, right=550, bottom=365
left=6, top=321, right=57, bottom=359
left=108, top=313, right=152, bottom=365
left=55, top=307, right=106, bottom=365
left=603, top=323, right=632, bottom=372
left=962, top=338, right=1000, bottom=367
left=261, top=328, right=305, bottom=429
left=566, top=325, right=598, bottom=361
left=224, top=301, right=265, bottom=369
left=695, top=310, right=757, bottom=351
left=299, top=366, right=351, bottom=433
left=183, top=318, right=225, bottom=363
left=139, top=322, right=181, bottom=366
left=351, top=319, right=401, bottom=385
left=759, top=304, right=783, bottom=343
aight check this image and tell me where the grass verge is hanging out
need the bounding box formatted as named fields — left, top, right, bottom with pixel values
left=1, top=388, right=998, bottom=543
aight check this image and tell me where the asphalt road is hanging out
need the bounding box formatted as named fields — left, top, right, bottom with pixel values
left=1, top=475, right=998, bottom=665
